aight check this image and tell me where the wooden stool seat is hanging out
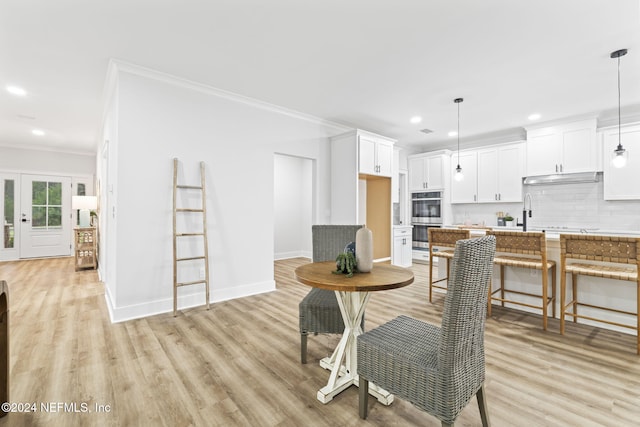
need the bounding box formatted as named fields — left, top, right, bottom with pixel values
left=486, top=230, right=556, bottom=331
left=493, top=255, right=555, bottom=270
left=564, top=262, right=637, bottom=281
left=431, top=249, right=455, bottom=259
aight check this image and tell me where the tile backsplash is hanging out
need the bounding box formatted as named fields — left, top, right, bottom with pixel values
left=451, top=173, right=640, bottom=232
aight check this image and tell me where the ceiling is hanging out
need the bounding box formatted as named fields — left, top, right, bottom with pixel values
left=1, top=0, right=639, bottom=155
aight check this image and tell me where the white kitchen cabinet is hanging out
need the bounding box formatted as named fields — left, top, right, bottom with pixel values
left=526, top=118, right=597, bottom=176
left=392, top=226, right=412, bottom=267
left=331, top=129, right=396, bottom=260
left=359, top=134, right=393, bottom=177
left=450, top=151, right=478, bottom=203
left=477, top=142, right=524, bottom=203
left=408, top=152, right=449, bottom=192
left=603, top=123, right=640, bottom=200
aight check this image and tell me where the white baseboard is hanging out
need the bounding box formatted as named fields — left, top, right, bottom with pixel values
left=274, top=250, right=312, bottom=260
left=105, top=279, right=276, bottom=323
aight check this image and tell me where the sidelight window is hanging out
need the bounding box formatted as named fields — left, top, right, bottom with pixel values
left=3, top=180, right=14, bottom=248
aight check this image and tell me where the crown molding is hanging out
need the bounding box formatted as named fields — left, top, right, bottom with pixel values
left=105, top=59, right=352, bottom=134
left=417, top=127, right=526, bottom=153
left=523, top=113, right=599, bottom=132
left=0, top=141, right=96, bottom=157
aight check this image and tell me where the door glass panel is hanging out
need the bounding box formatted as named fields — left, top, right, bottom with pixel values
left=32, top=207, right=46, bottom=227
left=3, top=179, right=14, bottom=248
left=75, top=183, right=86, bottom=225
left=31, top=180, right=63, bottom=229
left=32, top=181, right=47, bottom=205
left=48, top=207, right=62, bottom=227
left=48, top=182, right=61, bottom=205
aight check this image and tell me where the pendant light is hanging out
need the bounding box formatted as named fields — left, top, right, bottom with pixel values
left=611, top=48, right=628, bottom=168
left=453, top=98, right=464, bottom=182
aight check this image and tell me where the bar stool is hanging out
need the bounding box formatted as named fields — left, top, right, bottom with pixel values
left=486, top=230, right=556, bottom=330
left=560, top=234, right=640, bottom=354
left=428, top=228, right=470, bottom=302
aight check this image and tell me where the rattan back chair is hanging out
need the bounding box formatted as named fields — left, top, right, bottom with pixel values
left=299, top=225, right=362, bottom=364
left=428, top=228, right=470, bottom=302
left=486, top=230, right=556, bottom=330
left=560, top=233, right=640, bottom=354
left=357, top=235, right=496, bottom=426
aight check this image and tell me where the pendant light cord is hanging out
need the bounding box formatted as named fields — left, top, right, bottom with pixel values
left=617, top=54, right=622, bottom=150
left=457, top=101, right=460, bottom=165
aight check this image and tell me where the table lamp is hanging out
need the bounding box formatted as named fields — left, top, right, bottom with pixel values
left=72, top=196, right=97, bottom=227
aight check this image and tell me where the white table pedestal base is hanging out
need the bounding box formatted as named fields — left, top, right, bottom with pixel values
left=315, top=290, right=394, bottom=405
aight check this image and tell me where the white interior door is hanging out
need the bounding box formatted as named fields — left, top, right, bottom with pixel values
left=20, top=174, right=71, bottom=258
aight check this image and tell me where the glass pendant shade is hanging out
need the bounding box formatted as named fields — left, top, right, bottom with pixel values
left=612, top=145, right=628, bottom=168
left=454, top=165, right=464, bottom=182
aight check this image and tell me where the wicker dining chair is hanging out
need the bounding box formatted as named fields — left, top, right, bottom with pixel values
left=299, top=225, right=362, bottom=364
left=357, top=235, right=496, bottom=427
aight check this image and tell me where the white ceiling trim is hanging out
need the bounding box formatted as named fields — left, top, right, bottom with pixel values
left=106, top=59, right=353, bottom=135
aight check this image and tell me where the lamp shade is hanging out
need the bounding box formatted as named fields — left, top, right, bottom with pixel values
left=72, top=196, right=97, bottom=210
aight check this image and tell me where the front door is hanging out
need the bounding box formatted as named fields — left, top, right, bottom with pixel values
left=20, top=174, right=71, bottom=258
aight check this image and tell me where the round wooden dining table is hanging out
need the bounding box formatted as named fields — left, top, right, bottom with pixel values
left=295, top=261, right=414, bottom=405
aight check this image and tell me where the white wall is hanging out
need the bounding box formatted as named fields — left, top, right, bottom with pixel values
left=102, top=65, right=341, bottom=321
left=0, top=146, right=95, bottom=176
left=274, top=154, right=313, bottom=260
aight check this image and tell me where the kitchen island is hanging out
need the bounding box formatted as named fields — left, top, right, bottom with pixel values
left=438, top=226, right=639, bottom=336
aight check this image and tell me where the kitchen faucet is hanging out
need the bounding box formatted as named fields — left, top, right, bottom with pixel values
left=522, top=193, right=532, bottom=232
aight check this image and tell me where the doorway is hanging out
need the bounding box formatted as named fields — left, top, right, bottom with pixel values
left=274, top=154, right=314, bottom=260
left=19, top=174, right=72, bottom=258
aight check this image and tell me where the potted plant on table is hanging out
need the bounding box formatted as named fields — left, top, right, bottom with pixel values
left=333, top=252, right=358, bottom=278
left=503, top=214, right=514, bottom=227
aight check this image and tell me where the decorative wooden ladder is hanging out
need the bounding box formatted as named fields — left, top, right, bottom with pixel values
left=172, top=158, right=210, bottom=316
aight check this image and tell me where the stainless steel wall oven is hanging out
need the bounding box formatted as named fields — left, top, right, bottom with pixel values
left=411, top=224, right=442, bottom=249
left=411, top=191, right=443, bottom=224
left=411, top=191, right=443, bottom=249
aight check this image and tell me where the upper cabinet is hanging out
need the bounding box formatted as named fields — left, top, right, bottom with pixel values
left=359, top=133, right=393, bottom=177
left=477, top=142, right=525, bottom=203
left=450, top=142, right=524, bottom=204
left=408, top=152, right=449, bottom=192
left=450, top=151, right=478, bottom=203
left=526, top=118, right=597, bottom=176
left=603, top=123, right=640, bottom=200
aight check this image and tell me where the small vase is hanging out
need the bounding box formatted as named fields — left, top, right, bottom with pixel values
left=355, top=226, right=373, bottom=273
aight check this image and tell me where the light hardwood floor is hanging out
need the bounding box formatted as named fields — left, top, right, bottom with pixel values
left=0, top=256, right=639, bottom=426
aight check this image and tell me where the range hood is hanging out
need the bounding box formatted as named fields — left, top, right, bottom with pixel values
left=523, top=172, right=599, bottom=185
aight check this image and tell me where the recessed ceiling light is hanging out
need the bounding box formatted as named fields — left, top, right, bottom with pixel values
left=7, top=85, right=27, bottom=96
left=32, top=129, right=45, bottom=136
left=410, top=116, right=422, bottom=124
left=528, top=113, right=541, bottom=121
left=448, top=131, right=458, bottom=137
